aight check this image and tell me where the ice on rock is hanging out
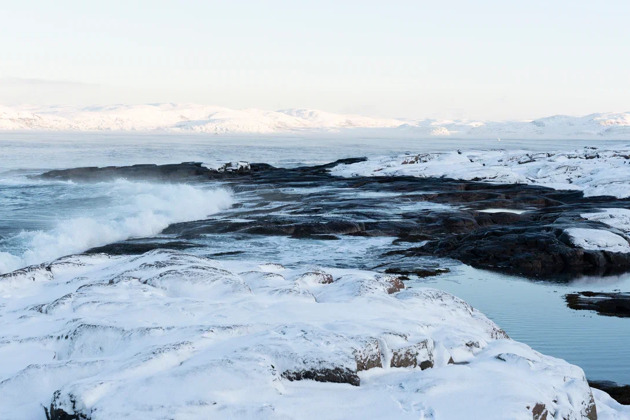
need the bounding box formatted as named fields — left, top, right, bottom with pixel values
left=565, top=228, right=630, bottom=253
left=582, top=208, right=630, bottom=233
left=331, top=146, right=630, bottom=198
left=0, top=250, right=604, bottom=419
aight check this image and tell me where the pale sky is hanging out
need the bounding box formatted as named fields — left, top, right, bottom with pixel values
left=1, top=0, right=628, bottom=120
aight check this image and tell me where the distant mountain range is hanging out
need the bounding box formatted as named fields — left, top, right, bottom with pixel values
left=1, top=103, right=629, bottom=139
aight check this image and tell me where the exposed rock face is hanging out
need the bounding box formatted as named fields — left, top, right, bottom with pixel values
left=354, top=340, right=383, bottom=371
left=390, top=340, right=434, bottom=369
left=566, top=291, right=630, bottom=318
left=384, top=266, right=450, bottom=278
left=416, top=227, right=630, bottom=278
left=45, top=406, right=87, bottom=420
left=531, top=403, right=549, bottom=420
left=585, top=394, right=599, bottom=420
left=39, top=162, right=214, bottom=182
left=85, top=240, right=197, bottom=255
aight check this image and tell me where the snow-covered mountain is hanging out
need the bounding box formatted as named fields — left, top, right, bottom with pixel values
left=1, top=103, right=630, bottom=138
left=0, top=104, right=403, bottom=134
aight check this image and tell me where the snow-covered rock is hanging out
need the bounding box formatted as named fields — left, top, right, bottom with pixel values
left=0, top=250, right=606, bottom=419
left=592, top=389, right=630, bottom=419
left=331, top=146, right=630, bottom=198
left=583, top=208, right=630, bottom=233
left=565, top=228, right=630, bottom=253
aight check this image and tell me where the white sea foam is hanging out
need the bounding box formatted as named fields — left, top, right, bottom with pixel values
left=0, top=181, right=233, bottom=274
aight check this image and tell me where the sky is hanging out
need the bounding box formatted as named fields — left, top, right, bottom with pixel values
left=0, top=0, right=628, bottom=120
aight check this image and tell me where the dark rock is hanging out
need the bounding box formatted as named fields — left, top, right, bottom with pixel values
left=282, top=367, right=360, bottom=386
left=44, top=391, right=90, bottom=420
left=531, top=403, right=548, bottom=420
left=415, top=227, right=630, bottom=279
left=585, top=393, right=598, bottom=419
left=354, top=340, right=383, bottom=372
left=566, top=292, right=630, bottom=318
left=85, top=241, right=197, bottom=255
left=207, top=250, right=245, bottom=257
left=37, top=157, right=630, bottom=283
left=291, top=220, right=365, bottom=237
left=39, top=162, right=212, bottom=182
left=474, top=211, right=525, bottom=227
left=384, top=266, right=450, bottom=278
left=390, top=341, right=434, bottom=369
left=44, top=405, right=88, bottom=420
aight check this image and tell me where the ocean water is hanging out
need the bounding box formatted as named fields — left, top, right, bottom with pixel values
left=0, top=132, right=628, bottom=385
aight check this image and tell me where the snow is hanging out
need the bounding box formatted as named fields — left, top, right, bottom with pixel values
left=565, top=228, right=630, bottom=253
left=0, top=249, right=608, bottom=419
left=477, top=208, right=528, bottom=214
left=0, top=104, right=403, bottom=134
left=331, top=146, right=630, bottom=198
left=1, top=104, right=630, bottom=138
left=582, top=208, right=630, bottom=233
left=592, top=389, right=630, bottom=420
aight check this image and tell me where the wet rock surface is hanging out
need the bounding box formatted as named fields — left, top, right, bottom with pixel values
left=48, top=159, right=630, bottom=281
left=85, top=240, right=198, bottom=255
left=566, top=291, right=630, bottom=318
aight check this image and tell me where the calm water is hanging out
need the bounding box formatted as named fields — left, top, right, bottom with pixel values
left=420, top=265, right=630, bottom=384
left=0, top=132, right=628, bottom=384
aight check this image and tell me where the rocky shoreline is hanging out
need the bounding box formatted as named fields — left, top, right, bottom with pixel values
left=566, top=291, right=630, bottom=318
left=41, top=159, right=630, bottom=280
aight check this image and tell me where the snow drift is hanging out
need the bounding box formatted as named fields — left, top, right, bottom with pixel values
left=0, top=250, right=618, bottom=419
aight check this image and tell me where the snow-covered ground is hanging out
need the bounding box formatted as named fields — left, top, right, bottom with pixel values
left=1, top=249, right=623, bottom=419
left=565, top=228, right=630, bottom=253
left=583, top=208, right=630, bottom=233
left=331, top=146, right=630, bottom=198
left=1, top=103, right=630, bottom=138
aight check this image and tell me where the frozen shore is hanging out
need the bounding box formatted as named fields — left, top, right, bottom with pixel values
left=0, top=250, right=626, bottom=419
